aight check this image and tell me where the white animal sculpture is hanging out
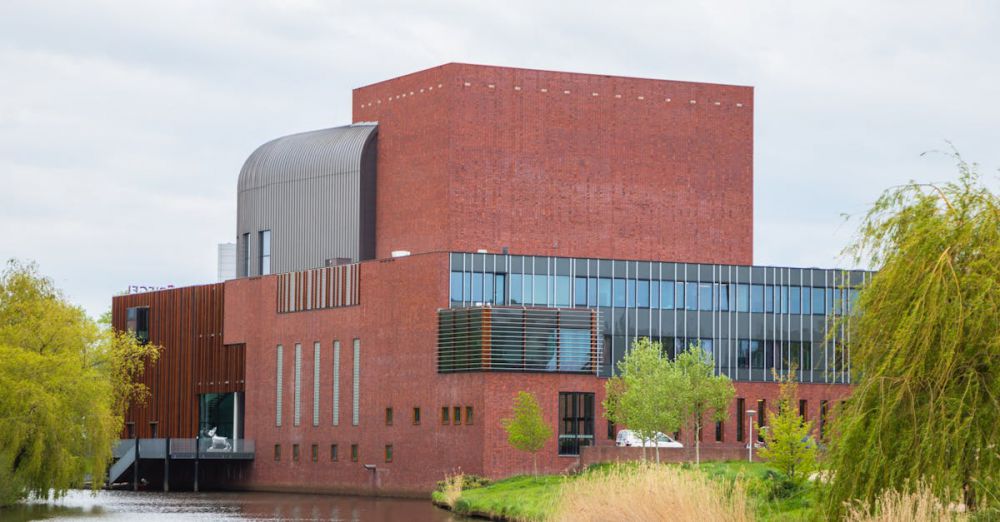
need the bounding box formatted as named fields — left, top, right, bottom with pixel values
left=206, top=427, right=232, bottom=451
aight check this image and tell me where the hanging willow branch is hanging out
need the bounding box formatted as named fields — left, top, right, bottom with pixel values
left=822, top=156, right=1000, bottom=518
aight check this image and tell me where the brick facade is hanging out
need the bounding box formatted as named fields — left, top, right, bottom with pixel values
left=353, top=63, right=754, bottom=265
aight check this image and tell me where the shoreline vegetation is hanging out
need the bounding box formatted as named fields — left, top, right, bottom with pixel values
left=431, top=461, right=974, bottom=522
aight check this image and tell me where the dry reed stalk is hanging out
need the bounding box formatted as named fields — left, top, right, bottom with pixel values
left=441, top=472, right=464, bottom=508
left=844, top=485, right=968, bottom=522
left=551, top=463, right=753, bottom=522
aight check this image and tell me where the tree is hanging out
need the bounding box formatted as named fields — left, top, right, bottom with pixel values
left=501, top=391, right=552, bottom=475
left=757, top=367, right=817, bottom=483
left=823, top=160, right=1000, bottom=517
left=674, top=343, right=735, bottom=465
left=604, top=338, right=684, bottom=462
left=0, top=260, right=159, bottom=506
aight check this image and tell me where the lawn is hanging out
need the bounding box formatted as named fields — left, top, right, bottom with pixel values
left=432, top=460, right=820, bottom=522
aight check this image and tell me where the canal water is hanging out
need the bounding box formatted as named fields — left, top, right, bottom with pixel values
left=2, top=490, right=461, bottom=521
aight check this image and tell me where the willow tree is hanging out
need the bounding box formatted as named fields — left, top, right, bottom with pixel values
left=823, top=160, right=1000, bottom=517
left=0, top=260, right=159, bottom=506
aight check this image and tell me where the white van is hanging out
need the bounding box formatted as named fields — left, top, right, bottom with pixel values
left=615, top=430, right=683, bottom=448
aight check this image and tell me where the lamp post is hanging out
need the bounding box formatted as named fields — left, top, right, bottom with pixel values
left=747, top=410, right=757, bottom=463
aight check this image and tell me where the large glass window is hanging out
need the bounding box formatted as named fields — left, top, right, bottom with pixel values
left=126, top=306, right=149, bottom=344
left=450, top=272, right=464, bottom=303
left=813, top=288, right=826, bottom=315
left=510, top=274, right=523, bottom=304
left=699, top=283, right=713, bottom=311
left=259, top=230, right=271, bottom=275
left=718, top=284, right=729, bottom=311
left=587, top=277, right=598, bottom=307
left=613, top=278, right=626, bottom=307
left=472, top=273, right=483, bottom=303
left=494, top=274, right=506, bottom=304
left=674, top=282, right=685, bottom=310
left=626, top=279, right=636, bottom=307
left=801, top=287, right=811, bottom=314
left=649, top=281, right=659, bottom=309
left=533, top=274, right=548, bottom=306
left=750, top=285, right=764, bottom=313
left=685, top=282, right=698, bottom=310
left=555, top=276, right=570, bottom=307
left=242, top=233, right=250, bottom=277
left=637, top=280, right=650, bottom=308
left=558, top=392, right=594, bottom=456
left=598, top=278, right=612, bottom=307
left=737, top=339, right=750, bottom=368
left=780, top=286, right=789, bottom=313
left=660, top=281, right=674, bottom=309
left=484, top=273, right=494, bottom=304
left=750, top=340, right=764, bottom=369
left=558, top=329, right=591, bottom=372
left=764, top=285, right=774, bottom=313
left=574, top=277, right=587, bottom=307
left=736, top=284, right=750, bottom=312
left=789, top=286, right=801, bottom=314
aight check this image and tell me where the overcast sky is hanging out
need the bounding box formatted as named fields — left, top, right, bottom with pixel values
left=2, top=1, right=998, bottom=318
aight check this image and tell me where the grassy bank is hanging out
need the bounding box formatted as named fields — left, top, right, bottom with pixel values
left=432, top=461, right=816, bottom=522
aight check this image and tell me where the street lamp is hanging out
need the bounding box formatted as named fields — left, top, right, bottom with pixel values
left=747, top=410, right=757, bottom=463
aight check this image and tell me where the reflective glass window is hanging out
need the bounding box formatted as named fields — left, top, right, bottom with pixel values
left=495, top=274, right=506, bottom=304
left=259, top=230, right=271, bottom=275
left=450, top=272, right=463, bottom=303
left=764, top=285, right=774, bottom=312
left=718, top=284, right=729, bottom=311
left=736, top=284, right=750, bottom=312
left=675, top=282, right=685, bottom=310
left=812, top=287, right=825, bottom=314
left=750, top=340, right=764, bottom=369
left=660, top=281, right=674, bottom=309
left=649, top=281, right=659, bottom=309
left=801, top=286, right=811, bottom=314
left=750, top=284, right=763, bottom=313
left=826, top=288, right=834, bottom=315
left=575, top=277, right=587, bottom=306
left=587, top=278, right=598, bottom=307
left=626, top=280, right=636, bottom=307
left=780, top=286, right=788, bottom=313
left=699, top=283, right=713, bottom=311
left=637, top=280, right=650, bottom=308
left=613, top=279, right=626, bottom=307
left=510, top=274, right=523, bottom=304
left=555, top=276, right=571, bottom=307
left=737, top=340, right=750, bottom=368
left=472, top=273, right=483, bottom=303
left=789, top=286, right=800, bottom=314
left=599, top=278, right=612, bottom=307
left=484, top=273, right=494, bottom=304
left=686, top=282, right=698, bottom=310
left=533, top=275, right=548, bottom=306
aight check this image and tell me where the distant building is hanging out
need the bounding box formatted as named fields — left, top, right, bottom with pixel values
left=217, top=243, right=235, bottom=281
left=113, top=63, right=864, bottom=495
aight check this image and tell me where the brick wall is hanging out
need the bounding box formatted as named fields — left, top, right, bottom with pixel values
left=353, top=63, right=754, bottom=265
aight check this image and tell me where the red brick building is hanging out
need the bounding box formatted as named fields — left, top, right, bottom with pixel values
left=112, top=64, right=860, bottom=496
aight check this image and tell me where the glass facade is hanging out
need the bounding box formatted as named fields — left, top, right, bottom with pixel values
left=448, top=252, right=869, bottom=383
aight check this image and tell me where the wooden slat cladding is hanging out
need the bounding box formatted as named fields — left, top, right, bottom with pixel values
left=111, top=283, right=244, bottom=438
left=276, top=263, right=360, bottom=313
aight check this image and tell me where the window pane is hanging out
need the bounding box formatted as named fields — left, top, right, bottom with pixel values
left=674, top=282, right=685, bottom=310
left=780, top=286, right=788, bottom=313
left=750, top=285, right=763, bottom=313
left=750, top=340, right=764, bottom=369
left=555, top=276, right=570, bottom=307
left=587, top=278, right=598, bottom=307
left=626, top=279, right=636, bottom=307
left=649, top=281, right=659, bottom=309
left=495, top=274, right=506, bottom=304
left=472, top=273, right=483, bottom=303
left=660, top=281, right=674, bottom=309
left=613, top=279, right=626, bottom=307
left=598, top=278, right=612, bottom=307
left=510, top=274, right=523, bottom=304
left=484, top=273, right=494, bottom=304
left=764, top=285, right=774, bottom=312
left=574, top=277, right=588, bottom=306
left=637, top=280, right=650, bottom=308
left=533, top=274, right=547, bottom=306
left=699, top=283, right=713, bottom=311
left=451, top=272, right=462, bottom=303
left=789, top=287, right=801, bottom=314
left=737, top=284, right=750, bottom=312
left=737, top=340, right=750, bottom=368
left=685, top=282, right=697, bottom=310
left=801, top=286, right=811, bottom=314
left=812, top=287, right=825, bottom=315
left=718, top=284, right=729, bottom=311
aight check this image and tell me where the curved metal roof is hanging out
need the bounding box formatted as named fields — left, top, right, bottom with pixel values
left=237, top=123, right=378, bottom=193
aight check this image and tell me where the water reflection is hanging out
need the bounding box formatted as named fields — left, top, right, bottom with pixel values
left=3, top=490, right=460, bottom=521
